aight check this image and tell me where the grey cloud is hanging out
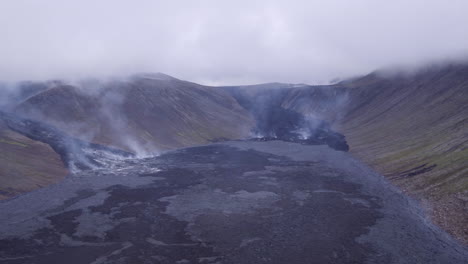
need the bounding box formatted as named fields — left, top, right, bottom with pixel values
left=1, top=0, right=468, bottom=85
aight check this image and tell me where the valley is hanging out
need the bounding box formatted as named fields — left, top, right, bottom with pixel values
left=0, top=63, right=467, bottom=263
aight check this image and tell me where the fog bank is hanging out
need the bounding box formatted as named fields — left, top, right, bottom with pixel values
left=1, top=0, right=468, bottom=84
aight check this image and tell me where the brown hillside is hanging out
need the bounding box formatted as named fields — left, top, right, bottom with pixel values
left=282, top=64, right=468, bottom=243
left=0, top=118, right=68, bottom=200
left=15, top=75, right=254, bottom=154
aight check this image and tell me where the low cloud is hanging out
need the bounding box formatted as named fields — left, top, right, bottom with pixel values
left=1, top=0, right=468, bottom=85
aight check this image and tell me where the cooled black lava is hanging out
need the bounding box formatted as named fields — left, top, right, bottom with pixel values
left=226, top=87, right=349, bottom=151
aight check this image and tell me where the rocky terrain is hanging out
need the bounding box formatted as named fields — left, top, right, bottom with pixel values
left=0, top=141, right=467, bottom=263
left=0, top=111, right=134, bottom=171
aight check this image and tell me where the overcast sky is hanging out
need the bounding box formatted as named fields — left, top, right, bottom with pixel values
left=1, top=0, right=467, bottom=85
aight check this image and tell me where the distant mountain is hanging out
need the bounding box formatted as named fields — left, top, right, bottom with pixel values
left=13, top=75, right=254, bottom=154
left=0, top=74, right=254, bottom=200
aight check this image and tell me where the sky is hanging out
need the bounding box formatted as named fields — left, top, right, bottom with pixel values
left=1, top=0, right=468, bottom=85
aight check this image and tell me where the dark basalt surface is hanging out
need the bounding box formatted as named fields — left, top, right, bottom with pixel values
left=0, top=141, right=466, bottom=264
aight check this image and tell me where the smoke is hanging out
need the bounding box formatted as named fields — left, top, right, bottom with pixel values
left=227, top=84, right=339, bottom=134
left=96, top=83, right=156, bottom=157
left=0, top=82, right=47, bottom=111
left=1, top=0, right=468, bottom=85
left=0, top=83, right=15, bottom=110
left=295, top=114, right=325, bottom=140
left=2, top=78, right=159, bottom=157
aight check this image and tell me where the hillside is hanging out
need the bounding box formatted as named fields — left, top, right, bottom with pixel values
left=0, top=116, right=67, bottom=199
left=0, top=74, right=254, bottom=200
left=280, top=63, right=468, bottom=243
left=14, top=74, right=254, bottom=154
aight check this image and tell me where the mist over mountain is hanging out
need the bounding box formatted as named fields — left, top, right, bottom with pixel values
left=1, top=1, right=468, bottom=263
left=1, top=1, right=468, bottom=84
left=10, top=76, right=253, bottom=154
left=0, top=62, right=467, bottom=262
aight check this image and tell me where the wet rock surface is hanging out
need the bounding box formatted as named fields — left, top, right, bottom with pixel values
left=0, top=141, right=467, bottom=264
